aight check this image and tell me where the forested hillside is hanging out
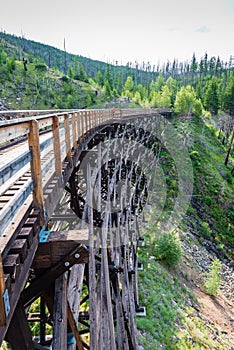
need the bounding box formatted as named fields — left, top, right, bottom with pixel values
left=0, top=31, right=233, bottom=350
left=0, top=31, right=233, bottom=115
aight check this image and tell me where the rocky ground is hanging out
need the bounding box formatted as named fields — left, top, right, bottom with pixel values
left=178, top=231, right=234, bottom=347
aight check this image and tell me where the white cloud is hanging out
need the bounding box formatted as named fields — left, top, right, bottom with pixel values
left=195, top=26, right=210, bottom=33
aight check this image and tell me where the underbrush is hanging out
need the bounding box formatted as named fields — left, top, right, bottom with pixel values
left=137, top=235, right=232, bottom=349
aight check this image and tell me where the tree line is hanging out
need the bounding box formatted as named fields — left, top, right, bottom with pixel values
left=0, top=32, right=234, bottom=115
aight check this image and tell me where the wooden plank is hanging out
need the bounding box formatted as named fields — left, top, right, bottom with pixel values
left=5, top=302, right=34, bottom=350
left=67, top=302, right=84, bottom=350
left=64, top=114, right=72, bottom=167
left=0, top=122, right=30, bottom=143
left=28, top=119, right=44, bottom=225
left=87, top=164, right=98, bottom=350
left=71, top=114, right=77, bottom=149
left=67, top=264, right=84, bottom=318
left=52, top=273, right=67, bottom=350
left=0, top=195, right=33, bottom=259
left=0, top=255, right=6, bottom=326
left=67, top=264, right=85, bottom=349
left=52, top=116, right=62, bottom=180
left=0, top=231, right=39, bottom=343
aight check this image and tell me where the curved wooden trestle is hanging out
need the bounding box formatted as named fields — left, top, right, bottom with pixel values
left=0, top=108, right=172, bottom=349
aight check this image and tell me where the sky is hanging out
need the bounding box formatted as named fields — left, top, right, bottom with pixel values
left=0, top=0, right=233, bottom=66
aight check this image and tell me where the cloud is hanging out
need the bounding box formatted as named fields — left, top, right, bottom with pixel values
left=195, top=25, right=210, bottom=33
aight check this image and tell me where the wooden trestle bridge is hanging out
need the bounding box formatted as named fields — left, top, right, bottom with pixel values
left=0, top=108, right=172, bottom=349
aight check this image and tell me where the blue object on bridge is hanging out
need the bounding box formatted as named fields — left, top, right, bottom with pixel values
left=39, top=227, right=50, bottom=243
left=67, top=332, right=75, bottom=345
left=3, top=289, right=10, bottom=317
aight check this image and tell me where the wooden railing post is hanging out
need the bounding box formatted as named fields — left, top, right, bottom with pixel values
left=71, top=113, right=77, bottom=149
left=64, top=114, right=72, bottom=167
left=81, top=111, right=84, bottom=134
left=84, top=111, right=88, bottom=134
left=88, top=111, right=91, bottom=130
left=0, top=254, right=6, bottom=326
left=76, top=112, right=80, bottom=139
left=28, top=119, right=45, bottom=226
left=52, top=116, right=62, bottom=181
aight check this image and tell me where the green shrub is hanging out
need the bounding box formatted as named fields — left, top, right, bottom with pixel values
left=204, top=258, right=221, bottom=296
left=198, top=221, right=212, bottom=239
left=35, top=63, right=47, bottom=71
left=154, top=232, right=182, bottom=266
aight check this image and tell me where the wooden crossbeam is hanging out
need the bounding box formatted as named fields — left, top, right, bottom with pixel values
left=21, top=244, right=89, bottom=308
left=67, top=303, right=85, bottom=350
left=5, top=302, right=34, bottom=350
left=33, top=230, right=89, bottom=269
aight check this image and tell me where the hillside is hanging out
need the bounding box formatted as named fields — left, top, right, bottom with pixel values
left=1, top=31, right=234, bottom=114
left=136, top=114, right=234, bottom=349
left=0, top=33, right=233, bottom=350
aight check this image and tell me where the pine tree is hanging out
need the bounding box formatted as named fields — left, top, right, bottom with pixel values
left=204, top=77, right=220, bottom=114
left=223, top=77, right=234, bottom=115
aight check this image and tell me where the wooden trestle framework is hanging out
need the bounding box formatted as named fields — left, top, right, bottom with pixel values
left=0, top=108, right=172, bottom=349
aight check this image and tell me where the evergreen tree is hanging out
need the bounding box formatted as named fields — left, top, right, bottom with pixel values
left=68, top=65, right=74, bottom=79
left=96, top=70, right=104, bottom=87
left=166, top=77, right=178, bottom=105
left=191, top=53, right=198, bottom=76
left=104, top=80, right=112, bottom=100
left=77, top=63, right=88, bottom=82
left=204, top=77, right=220, bottom=114
left=105, top=64, right=114, bottom=90
left=223, top=77, right=234, bottom=115
left=116, top=71, right=123, bottom=94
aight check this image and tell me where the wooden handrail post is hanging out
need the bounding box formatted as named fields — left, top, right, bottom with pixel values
left=72, top=113, right=77, bottom=149
left=94, top=110, right=97, bottom=128
left=88, top=111, right=91, bottom=131
left=28, top=119, right=45, bottom=226
left=52, top=116, right=62, bottom=182
left=64, top=114, right=72, bottom=168
left=77, top=112, right=80, bottom=139
left=84, top=111, right=88, bottom=134
left=0, top=254, right=6, bottom=326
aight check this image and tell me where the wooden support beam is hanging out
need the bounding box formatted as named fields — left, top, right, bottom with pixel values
left=67, top=303, right=84, bottom=350
left=0, top=255, right=6, bottom=326
left=0, top=226, right=39, bottom=343
left=52, top=116, right=62, bottom=180
left=5, top=302, right=34, bottom=350
left=21, top=244, right=89, bottom=308
left=52, top=273, right=67, bottom=350
left=32, top=230, right=89, bottom=269
left=71, top=114, right=77, bottom=149
left=67, top=264, right=84, bottom=320
left=64, top=114, right=72, bottom=167
left=28, top=119, right=44, bottom=226
left=67, top=264, right=85, bottom=350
